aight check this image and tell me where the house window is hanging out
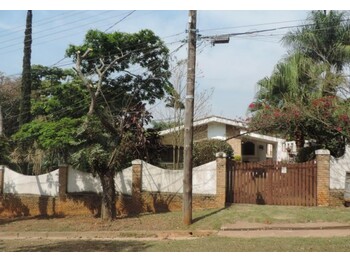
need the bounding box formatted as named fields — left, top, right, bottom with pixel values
left=242, top=141, right=255, bottom=155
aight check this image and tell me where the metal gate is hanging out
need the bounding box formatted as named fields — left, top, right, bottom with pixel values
left=230, top=160, right=317, bottom=206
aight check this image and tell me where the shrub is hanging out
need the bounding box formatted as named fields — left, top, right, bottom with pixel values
left=193, top=139, right=233, bottom=167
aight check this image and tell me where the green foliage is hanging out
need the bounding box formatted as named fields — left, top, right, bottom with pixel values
left=66, top=29, right=170, bottom=105
left=0, top=135, right=10, bottom=164
left=249, top=11, right=350, bottom=158
left=193, top=139, right=233, bottom=167
left=233, top=155, right=242, bottom=162
left=31, top=65, right=88, bottom=120
left=13, top=117, right=82, bottom=152
left=151, top=120, right=182, bottom=130
left=0, top=73, right=21, bottom=137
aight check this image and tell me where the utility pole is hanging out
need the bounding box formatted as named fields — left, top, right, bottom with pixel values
left=183, top=10, right=197, bottom=225
left=0, top=105, right=3, bottom=136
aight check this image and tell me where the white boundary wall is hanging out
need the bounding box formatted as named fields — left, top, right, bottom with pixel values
left=2, top=160, right=217, bottom=196
left=330, top=145, right=350, bottom=190
left=142, top=161, right=216, bottom=194
left=3, top=167, right=59, bottom=196
left=67, top=166, right=132, bottom=195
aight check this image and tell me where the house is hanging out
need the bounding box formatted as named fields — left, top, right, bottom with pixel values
left=159, top=115, right=289, bottom=167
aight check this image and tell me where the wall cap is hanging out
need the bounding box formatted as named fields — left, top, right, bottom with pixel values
left=315, top=149, right=330, bottom=155
left=215, top=152, right=227, bottom=158
left=132, top=159, right=143, bottom=165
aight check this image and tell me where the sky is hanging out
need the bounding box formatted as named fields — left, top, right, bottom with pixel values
left=0, top=1, right=349, bottom=122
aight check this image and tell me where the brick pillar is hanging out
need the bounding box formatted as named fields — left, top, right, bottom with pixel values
left=316, top=149, right=330, bottom=206
left=131, top=160, right=143, bottom=213
left=58, top=165, right=69, bottom=200
left=0, top=165, right=4, bottom=195
left=216, top=152, right=227, bottom=208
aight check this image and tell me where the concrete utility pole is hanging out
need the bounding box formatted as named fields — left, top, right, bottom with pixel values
left=183, top=10, right=197, bottom=226
left=0, top=106, right=3, bottom=136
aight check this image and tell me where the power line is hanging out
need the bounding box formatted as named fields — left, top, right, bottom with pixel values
left=104, top=10, right=136, bottom=33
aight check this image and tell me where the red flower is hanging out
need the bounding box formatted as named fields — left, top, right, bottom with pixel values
left=248, top=103, right=255, bottom=109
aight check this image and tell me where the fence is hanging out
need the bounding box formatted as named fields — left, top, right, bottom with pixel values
left=0, top=149, right=343, bottom=218
left=0, top=157, right=226, bottom=218
left=232, top=160, right=317, bottom=206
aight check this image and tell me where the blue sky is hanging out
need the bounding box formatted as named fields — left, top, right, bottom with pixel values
left=0, top=1, right=348, bottom=120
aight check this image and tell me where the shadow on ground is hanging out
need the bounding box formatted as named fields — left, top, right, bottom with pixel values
left=192, top=208, right=225, bottom=224
left=6, top=240, right=151, bottom=252
left=0, top=214, right=65, bottom=226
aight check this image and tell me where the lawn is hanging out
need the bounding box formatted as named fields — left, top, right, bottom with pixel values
left=1, top=236, right=350, bottom=252
left=1, top=204, right=350, bottom=252
left=1, top=204, right=349, bottom=232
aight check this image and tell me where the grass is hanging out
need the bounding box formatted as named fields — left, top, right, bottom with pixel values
left=1, top=204, right=350, bottom=232
left=1, top=204, right=350, bottom=252
left=1, top=236, right=350, bottom=252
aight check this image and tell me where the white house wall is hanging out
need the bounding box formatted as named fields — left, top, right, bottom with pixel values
left=3, top=167, right=59, bottom=196
left=207, top=123, right=226, bottom=140
left=142, top=161, right=216, bottom=195
left=330, top=145, right=350, bottom=190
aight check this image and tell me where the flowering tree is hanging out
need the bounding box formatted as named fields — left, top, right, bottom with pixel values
left=248, top=11, right=350, bottom=160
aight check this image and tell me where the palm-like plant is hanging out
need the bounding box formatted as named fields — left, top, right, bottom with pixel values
left=251, top=53, right=323, bottom=149
left=283, top=11, right=350, bottom=71
left=283, top=11, right=350, bottom=96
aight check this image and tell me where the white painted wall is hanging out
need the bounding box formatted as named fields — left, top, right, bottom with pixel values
left=142, top=161, right=216, bottom=194
left=207, top=123, right=226, bottom=140
left=115, top=167, right=132, bottom=195
left=3, top=167, right=59, bottom=196
left=67, top=167, right=102, bottom=193
left=2, top=160, right=216, bottom=196
left=330, top=145, right=350, bottom=190
left=67, top=166, right=132, bottom=195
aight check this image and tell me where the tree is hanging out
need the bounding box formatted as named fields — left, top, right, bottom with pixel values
left=283, top=11, right=350, bottom=72
left=152, top=59, right=213, bottom=169
left=0, top=73, right=21, bottom=137
left=11, top=66, right=85, bottom=174
left=19, top=10, right=32, bottom=126
left=0, top=73, right=21, bottom=167
left=65, top=29, right=171, bottom=220
left=249, top=11, right=350, bottom=160
left=282, top=10, right=350, bottom=96
left=193, top=139, right=233, bottom=167
left=249, top=53, right=324, bottom=150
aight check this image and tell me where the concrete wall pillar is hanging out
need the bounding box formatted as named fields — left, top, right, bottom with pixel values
left=58, top=165, right=69, bottom=199
left=316, top=149, right=330, bottom=206
left=216, top=152, right=228, bottom=207
left=0, top=165, right=4, bottom=195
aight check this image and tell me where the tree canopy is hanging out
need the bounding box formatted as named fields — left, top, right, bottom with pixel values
left=248, top=11, right=350, bottom=160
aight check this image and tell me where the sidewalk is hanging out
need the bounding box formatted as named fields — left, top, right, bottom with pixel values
left=218, top=222, right=350, bottom=238
left=0, top=230, right=216, bottom=241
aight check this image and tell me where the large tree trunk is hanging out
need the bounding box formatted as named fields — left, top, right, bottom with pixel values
left=99, top=170, right=116, bottom=221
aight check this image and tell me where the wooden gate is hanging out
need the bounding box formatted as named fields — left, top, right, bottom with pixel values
left=231, top=160, right=317, bottom=206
